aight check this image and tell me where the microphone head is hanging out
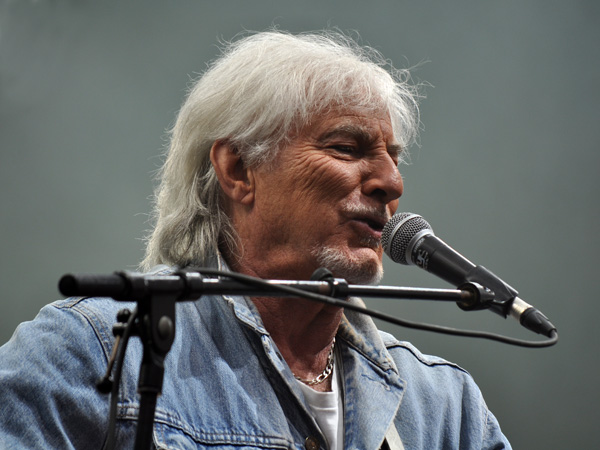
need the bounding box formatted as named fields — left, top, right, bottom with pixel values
left=382, top=213, right=434, bottom=265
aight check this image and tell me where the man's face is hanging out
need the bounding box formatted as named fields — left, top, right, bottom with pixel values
left=249, top=109, right=403, bottom=284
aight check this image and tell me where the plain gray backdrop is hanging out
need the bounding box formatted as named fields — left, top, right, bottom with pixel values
left=1, top=0, right=598, bottom=448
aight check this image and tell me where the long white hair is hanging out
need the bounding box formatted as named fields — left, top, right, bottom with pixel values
left=142, top=30, right=421, bottom=269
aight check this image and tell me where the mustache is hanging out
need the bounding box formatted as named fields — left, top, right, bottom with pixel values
left=341, top=202, right=391, bottom=225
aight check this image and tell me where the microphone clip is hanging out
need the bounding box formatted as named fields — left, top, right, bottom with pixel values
left=456, top=282, right=497, bottom=311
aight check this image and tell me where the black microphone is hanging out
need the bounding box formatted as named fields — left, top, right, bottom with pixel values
left=381, top=213, right=556, bottom=337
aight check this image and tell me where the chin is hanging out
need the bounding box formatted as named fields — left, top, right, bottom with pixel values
left=311, top=246, right=383, bottom=285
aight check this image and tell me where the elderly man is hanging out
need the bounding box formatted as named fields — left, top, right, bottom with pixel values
left=0, top=31, right=511, bottom=449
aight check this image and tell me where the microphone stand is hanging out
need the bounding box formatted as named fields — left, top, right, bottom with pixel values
left=58, top=268, right=494, bottom=450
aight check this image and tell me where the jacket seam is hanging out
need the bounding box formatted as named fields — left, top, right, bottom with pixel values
left=385, top=341, right=470, bottom=373
left=51, top=298, right=114, bottom=362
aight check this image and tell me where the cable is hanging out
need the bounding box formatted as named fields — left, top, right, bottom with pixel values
left=101, top=306, right=139, bottom=450
left=192, top=268, right=558, bottom=348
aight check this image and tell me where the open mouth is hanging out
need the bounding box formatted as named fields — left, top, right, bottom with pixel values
left=361, top=218, right=385, bottom=232
left=353, top=215, right=387, bottom=237
left=344, top=206, right=389, bottom=241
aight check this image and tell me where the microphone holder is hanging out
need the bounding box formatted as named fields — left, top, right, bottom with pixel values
left=58, top=268, right=494, bottom=450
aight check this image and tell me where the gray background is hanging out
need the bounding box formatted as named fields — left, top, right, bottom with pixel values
left=1, top=0, right=598, bottom=448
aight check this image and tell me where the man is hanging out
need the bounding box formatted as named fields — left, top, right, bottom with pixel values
left=0, top=31, right=511, bottom=449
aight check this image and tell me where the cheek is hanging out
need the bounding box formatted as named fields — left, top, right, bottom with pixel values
left=290, top=157, right=357, bottom=203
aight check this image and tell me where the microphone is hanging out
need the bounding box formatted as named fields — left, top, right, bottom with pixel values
left=381, top=213, right=556, bottom=337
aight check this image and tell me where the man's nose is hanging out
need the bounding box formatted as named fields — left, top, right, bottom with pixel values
left=361, top=154, right=404, bottom=204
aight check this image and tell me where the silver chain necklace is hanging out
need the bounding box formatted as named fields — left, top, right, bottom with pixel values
left=294, top=337, right=336, bottom=386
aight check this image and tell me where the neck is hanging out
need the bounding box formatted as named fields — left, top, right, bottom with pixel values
left=222, top=247, right=343, bottom=391
left=253, top=295, right=343, bottom=392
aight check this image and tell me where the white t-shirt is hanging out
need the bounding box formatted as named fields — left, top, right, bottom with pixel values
left=297, top=356, right=344, bottom=450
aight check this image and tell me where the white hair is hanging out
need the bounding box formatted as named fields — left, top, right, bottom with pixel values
left=142, top=30, right=421, bottom=269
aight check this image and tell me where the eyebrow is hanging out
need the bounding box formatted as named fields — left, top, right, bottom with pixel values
left=317, top=124, right=403, bottom=161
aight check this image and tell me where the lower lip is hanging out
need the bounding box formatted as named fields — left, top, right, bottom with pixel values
left=351, top=219, right=383, bottom=240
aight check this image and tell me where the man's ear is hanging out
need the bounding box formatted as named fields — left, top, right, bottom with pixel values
left=210, top=140, right=255, bottom=205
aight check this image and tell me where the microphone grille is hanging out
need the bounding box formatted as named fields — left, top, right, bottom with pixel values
left=382, top=213, right=433, bottom=264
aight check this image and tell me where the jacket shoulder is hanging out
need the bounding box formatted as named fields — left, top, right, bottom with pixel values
left=378, top=329, right=468, bottom=372
left=52, top=296, right=133, bottom=355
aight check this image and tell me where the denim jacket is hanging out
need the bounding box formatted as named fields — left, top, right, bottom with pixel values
left=0, top=269, right=511, bottom=449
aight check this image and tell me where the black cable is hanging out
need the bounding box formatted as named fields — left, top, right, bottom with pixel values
left=192, top=268, right=558, bottom=348
left=102, top=306, right=139, bottom=450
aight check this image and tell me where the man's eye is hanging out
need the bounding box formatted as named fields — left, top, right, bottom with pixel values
left=332, top=145, right=356, bottom=155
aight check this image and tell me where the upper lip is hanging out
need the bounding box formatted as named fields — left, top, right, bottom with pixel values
left=351, top=212, right=389, bottom=232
